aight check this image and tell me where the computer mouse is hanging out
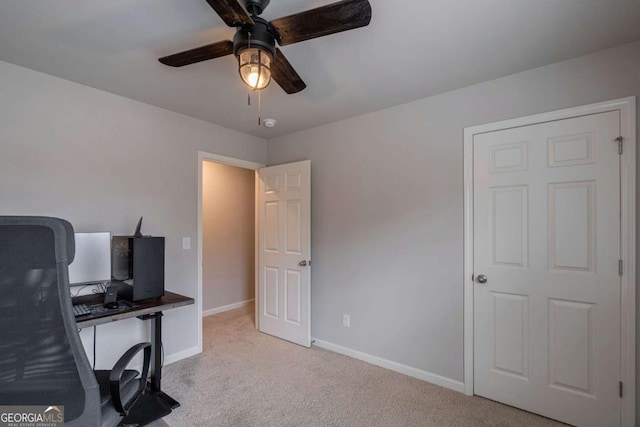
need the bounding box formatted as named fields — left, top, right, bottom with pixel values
left=104, top=301, right=119, bottom=309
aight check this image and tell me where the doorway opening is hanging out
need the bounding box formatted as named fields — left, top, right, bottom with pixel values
left=196, top=152, right=264, bottom=353
left=202, top=161, right=255, bottom=315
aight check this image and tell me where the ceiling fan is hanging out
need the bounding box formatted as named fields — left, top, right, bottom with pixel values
left=158, top=0, right=372, bottom=94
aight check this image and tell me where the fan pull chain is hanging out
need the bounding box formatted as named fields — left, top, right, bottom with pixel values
left=244, top=31, right=262, bottom=126
left=247, top=32, right=253, bottom=107
left=258, top=91, right=261, bottom=126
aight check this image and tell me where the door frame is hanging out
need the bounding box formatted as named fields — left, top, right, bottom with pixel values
left=197, top=151, right=265, bottom=354
left=462, top=97, right=636, bottom=424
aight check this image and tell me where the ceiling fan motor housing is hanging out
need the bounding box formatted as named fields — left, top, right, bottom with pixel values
left=245, top=0, right=270, bottom=16
left=233, top=17, right=276, bottom=58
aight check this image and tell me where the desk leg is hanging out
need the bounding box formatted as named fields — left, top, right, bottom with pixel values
left=124, top=312, right=177, bottom=426
left=150, top=312, right=162, bottom=392
left=138, top=312, right=180, bottom=410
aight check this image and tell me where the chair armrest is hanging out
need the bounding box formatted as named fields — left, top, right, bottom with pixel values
left=109, top=342, right=152, bottom=416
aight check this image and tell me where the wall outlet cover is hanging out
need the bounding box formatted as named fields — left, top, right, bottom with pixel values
left=342, top=314, right=351, bottom=328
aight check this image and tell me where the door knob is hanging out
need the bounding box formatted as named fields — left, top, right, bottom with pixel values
left=299, top=260, right=308, bottom=267
left=476, top=274, right=488, bottom=284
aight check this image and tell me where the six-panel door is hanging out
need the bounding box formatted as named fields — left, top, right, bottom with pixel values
left=473, top=111, right=621, bottom=426
left=258, top=160, right=311, bottom=347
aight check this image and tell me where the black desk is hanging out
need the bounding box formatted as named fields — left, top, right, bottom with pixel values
left=73, top=291, right=194, bottom=425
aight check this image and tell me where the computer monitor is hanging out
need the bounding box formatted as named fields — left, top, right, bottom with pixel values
left=68, top=232, right=111, bottom=286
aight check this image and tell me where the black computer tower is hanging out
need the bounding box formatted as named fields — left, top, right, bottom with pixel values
left=111, top=236, right=165, bottom=301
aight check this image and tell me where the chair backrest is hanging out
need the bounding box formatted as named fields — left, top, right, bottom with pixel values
left=0, top=217, right=100, bottom=425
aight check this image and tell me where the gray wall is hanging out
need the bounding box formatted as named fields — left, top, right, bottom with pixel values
left=202, top=161, right=255, bottom=311
left=2, top=36, right=640, bottom=414
left=0, top=60, right=266, bottom=367
left=268, top=41, right=640, bottom=390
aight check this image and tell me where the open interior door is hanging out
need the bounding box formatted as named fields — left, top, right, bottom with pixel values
left=258, top=160, right=311, bottom=347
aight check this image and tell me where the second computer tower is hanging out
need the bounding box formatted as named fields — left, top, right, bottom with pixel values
left=111, top=236, right=165, bottom=301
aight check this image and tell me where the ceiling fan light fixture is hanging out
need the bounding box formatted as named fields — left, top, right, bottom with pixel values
left=238, top=47, right=272, bottom=90
left=159, top=0, right=372, bottom=96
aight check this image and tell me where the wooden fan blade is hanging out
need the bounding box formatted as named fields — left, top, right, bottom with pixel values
left=271, top=48, right=306, bottom=94
left=270, top=0, right=371, bottom=46
left=204, top=0, right=254, bottom=27
left=159, top=40, right=234, bottom=67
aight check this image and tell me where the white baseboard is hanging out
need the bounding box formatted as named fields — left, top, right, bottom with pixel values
left=164, top=345, right=201, bottom=366
left=203, top=299, right=255, bottom=317
left=312, top=338, right=465, bottom=393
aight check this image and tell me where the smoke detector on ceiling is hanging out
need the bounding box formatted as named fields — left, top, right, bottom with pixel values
left=263, top=118, right=277, bottom=128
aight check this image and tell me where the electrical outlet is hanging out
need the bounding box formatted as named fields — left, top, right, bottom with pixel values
left=342, top=314, right=351, bottom=328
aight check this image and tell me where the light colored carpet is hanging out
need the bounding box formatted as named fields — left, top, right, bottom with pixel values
left=149, top=304, right=564, bottom=427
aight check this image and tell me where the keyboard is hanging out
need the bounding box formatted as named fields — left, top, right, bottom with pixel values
left=72, top=303, right=92, bottom=317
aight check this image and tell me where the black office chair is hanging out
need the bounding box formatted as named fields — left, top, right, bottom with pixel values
left=0, top=216, right=151, bottom=427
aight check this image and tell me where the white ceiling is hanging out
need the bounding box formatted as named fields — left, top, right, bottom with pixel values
left=1, top=0, right=640, bottom=138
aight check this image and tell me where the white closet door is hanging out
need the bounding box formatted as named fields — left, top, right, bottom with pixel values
left=473, top=111, right=621, bottom=426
